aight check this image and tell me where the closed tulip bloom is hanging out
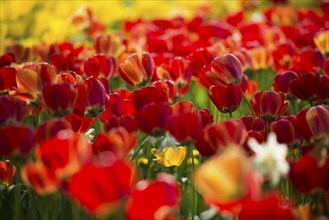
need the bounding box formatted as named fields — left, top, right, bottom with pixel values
left=207, top=53, right=243, bottom=85
left=75, top=77, right=107, bottom=118
left=289, top=73, right=320, bottom=102
left=42, top=83, right=77, bottom=117
left=270, top=116, right=303, bottom=147
left=295, top=105, right=329, bottom=147
left=251, top=91, right=288, bottom=122
left=209, top=83, right=243, bottom=114
left=119, top=52, right=154, bottom=86
left=0, top=95, right=26, bottom=127
left=273, top=71, right=298, bottom=94
left=83, top=54, right=116, bottom=79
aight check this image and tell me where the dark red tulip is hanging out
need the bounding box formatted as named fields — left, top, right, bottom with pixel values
left=195, top=130, right=217, bottom=157
left=0, top=67, right=17, bottom=91
left=273, top=71, right=298, bottom=94
left=131, top=86, right=167, bottom=111
left=0, top=53, right=15, bottom=69
left=0, top=125, right=34, bottom=156
left=209, top=83, right=243, bottom=114
left=205, top=120, right=248, bottom=150
left=84, top=54, right=116, bottom=79
left=200, top=109, right=214, bottom=128
left=0, top=95, right=26, bottom=127
left=135, top=102, right=171, bottom=135
left=74, top=77, right=107, bottom=118
left=119, top=52, right=154, bottom=86
left=188, top=47, right=213, bottom=77
left=289, top=153, right=329, bottom=193
left=168, top=111, right=203, bottom=144
left=207, top=53, right=243, bottom=85
left=64, top=160, right=133, bottom=216
left=295, top=105, right=329, bottom=147
left=270, top=116, right=303, bottom=147
left=251, top=91, right=288, bottom=122
left=35, top=118, right=72, bottom=144
left=104, top=115, right=138, bottom=133
left=93, top=127, right=137, bottom=158
left=289, top=73, right=320, bottom=102
left=316, top=75, right=329, bottom=104
left=126, top=173, right=180, bottom=220
left=240, top=116, right=265, bottom=131
left=42, top=83, right=77, bottom=116
left=5, top=43, right=30, bottom=63
left=238, top=194, right=294, bottom=220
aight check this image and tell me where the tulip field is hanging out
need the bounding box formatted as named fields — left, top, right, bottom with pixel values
left=0, top=0, right=329, bottom=219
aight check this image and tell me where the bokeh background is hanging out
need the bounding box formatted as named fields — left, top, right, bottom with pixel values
left=0, top=0, right=318, bottom=52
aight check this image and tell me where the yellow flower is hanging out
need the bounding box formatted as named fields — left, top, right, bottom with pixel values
left=194, top=146, right=254, bottom=205
left=151, top=146, right=187, bottom=167
left=314, top=31, right=329, bottom=54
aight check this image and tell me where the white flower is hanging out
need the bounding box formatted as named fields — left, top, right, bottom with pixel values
left=247, top=132, right=289, bottom=186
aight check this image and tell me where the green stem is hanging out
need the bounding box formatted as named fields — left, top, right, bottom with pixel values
left=228, top=111, right=233, bottom=119
left=190, top=147, right=196, bottom=220
left=242, top=93, right=255, bottom=117
left=131, top=136, right=150, bottom=160
left=94, top=116, right=104, bottom=135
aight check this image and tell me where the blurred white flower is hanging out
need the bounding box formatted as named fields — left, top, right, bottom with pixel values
left=248, top=132, right=289, bottom=186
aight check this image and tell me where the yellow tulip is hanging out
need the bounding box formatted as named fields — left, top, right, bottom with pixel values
left=151, top=146, right=187, bottom=167
left=314, top=31, right=329, bottom=54
left=194, top=146, right=252, bottom=205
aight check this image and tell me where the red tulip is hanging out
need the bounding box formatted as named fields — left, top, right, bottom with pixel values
left=207, top=53, right=243, bottom=85
left=238, top=194, right=294, bottom=220
left=104, top=114, right=138, bottom=133
left=0, top=125, right=34, bottom=156
left=84, top=54, right=116, bottom=79
left=289, top=73, right=320, bottom=102
left=291, top=49, right=325, bottom=74
left=42, top=83, right=77, bottom=116
left=126, top=173, right=180, bottom=220
left=0, top=95, right=26, bottom=127
left=0, top=53, right=15, bottom=69
left=289, top=153, right=329, bottom=193
left=93, top=127, right=137, bottom=158
left=35, top=118, right=72, bottom=144
left=209, top=83, right=243, bottom=114
left=64, top=160, right=133, bottom=217
left=273, top=71, right=298, bottom=94
left=251, top=91, right=288, bottom=121
left=240, top=116, right=265, bottom=131
left=188, top=48, right=213, bottom=77
left=152, top=80, right=177, bottom=102
left=295, top=105, right=329, bottom=147
left=135, top=102, right=171, bottom=136
left=0, top=66, right=17, bottom=91
left=168, top=110, right=203, bottom=144
left=131, top=86, right=167, bottom=111
left=74, top=77, right=107, bottom=118
left=119, top=52, right=154, bottom=86
left=65, top=113, right=95, bottom=134
left=0, top=160, right=16, bottom=186
left=205, top=120, right=248, bottom=150
left=271, top=42, right=296, bottom=71
left=270, top=116, right=303, bottom=147
left=243, top=131, right=265, bottom=153
left=316, top=75, right=329, bottom=104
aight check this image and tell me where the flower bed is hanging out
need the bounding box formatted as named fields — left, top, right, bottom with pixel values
left=0, top=1, right=328, bottom=219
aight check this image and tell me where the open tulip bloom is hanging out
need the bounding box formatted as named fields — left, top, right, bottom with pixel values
left=1, top=1, right=329, bottom=220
